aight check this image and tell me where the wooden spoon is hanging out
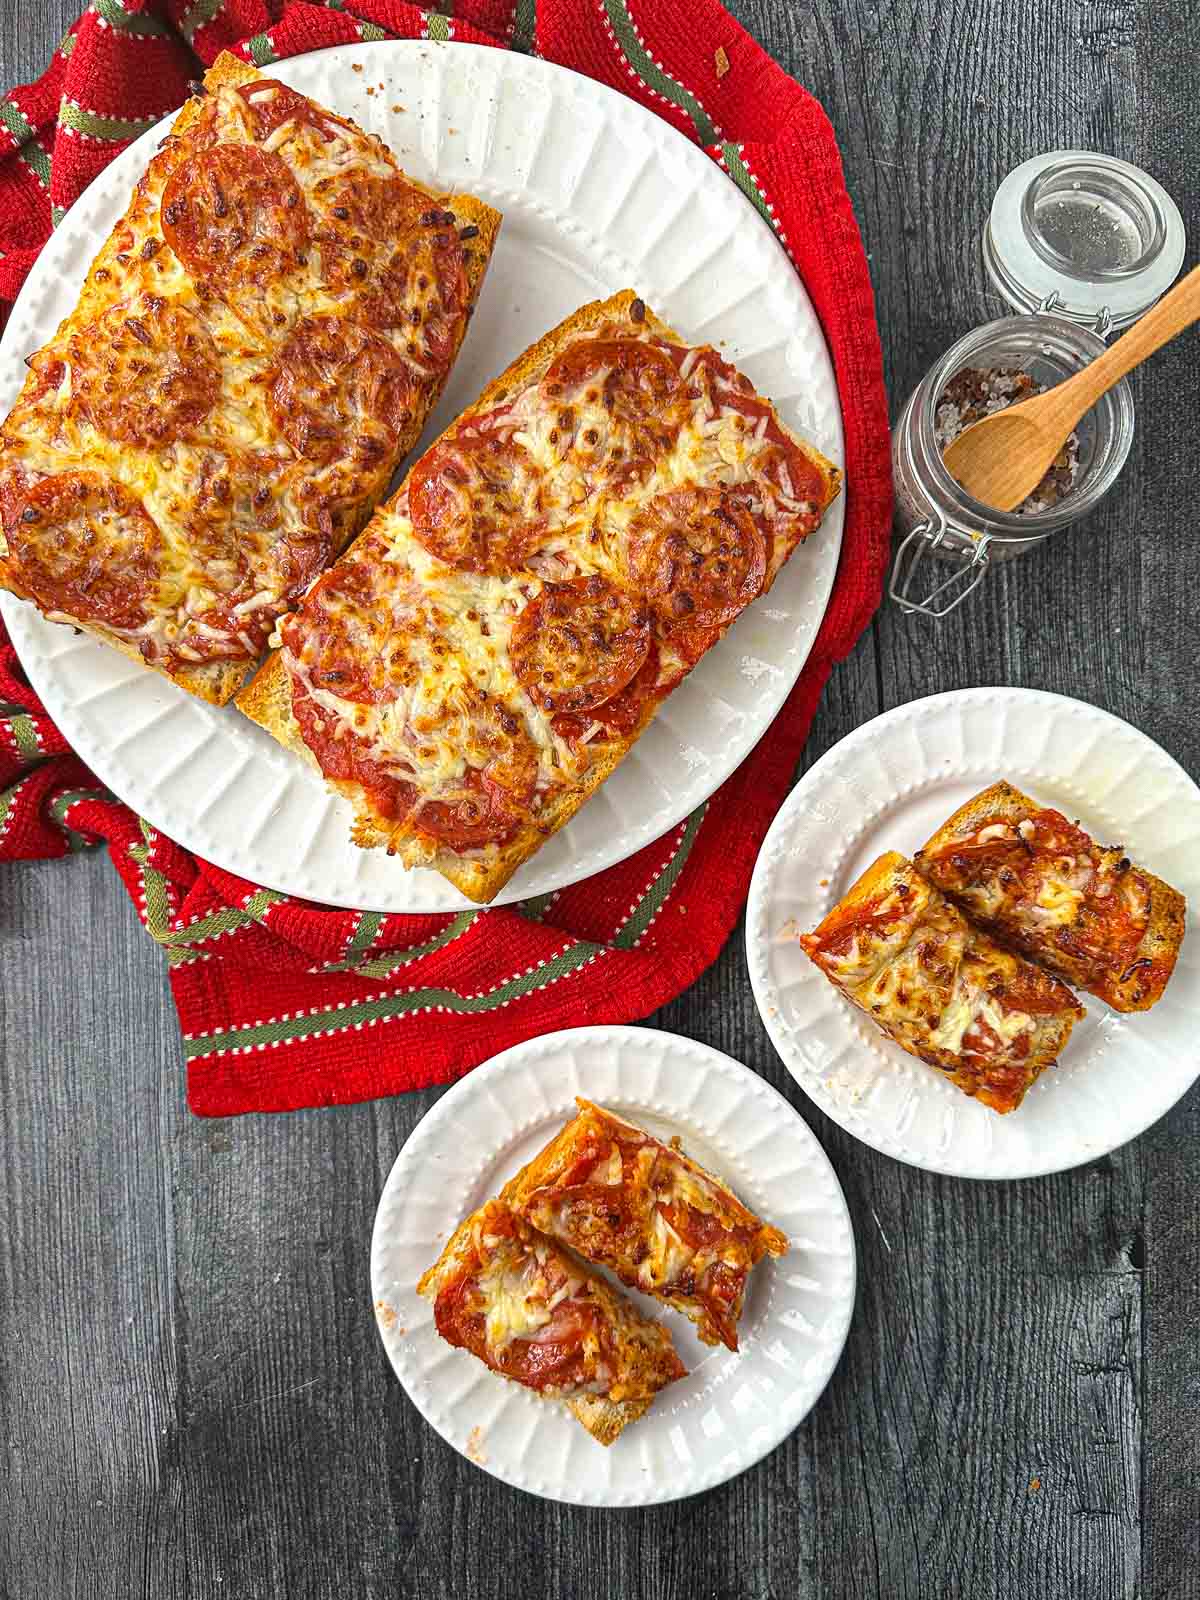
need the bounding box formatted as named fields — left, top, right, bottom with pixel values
left=942, top=263, right=1200, bottom=512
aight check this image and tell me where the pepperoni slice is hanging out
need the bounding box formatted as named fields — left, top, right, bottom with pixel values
left=312, top=175, right=468, bottom=362
left=542, top=337, right=681, bottom=414
left=539, top=337, right=682, bottom=495
left=283, top=560, right=424, bottom=704
left=510, top=575, right=651, bottom=716
left=551, top=643, right=667, bottom=747
left=498, top=1305, right=598, bottom=1391
left=50, top=296, right=221, bottom=449
left=408, top=428, right=543, bottom=572
left=161, top=145, right=309, bottom=297
left=268, top=314, right=420, bottom=467
left=628, top=487, right=767, bottom=661
left=411, top=769, right=523, bottom=851
left=237, top=79, right=356, bottom=143
left=1, top=472, right=161, bottom=631
left=312, top=170, right=428, bottom=246
left=681, top=346, right=828, bottom=513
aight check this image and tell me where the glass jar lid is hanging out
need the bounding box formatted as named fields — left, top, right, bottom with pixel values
left=983, top=150, right=1186, bottom=332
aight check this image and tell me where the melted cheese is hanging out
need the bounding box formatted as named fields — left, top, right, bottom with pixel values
left=929, top=986, right=1034, bottom=1055
left=645, top=1208, right=694, bottom=1289
left=477, top=1246, right=575, bottom=1350
left=1030, top=871, right=1087, bottom=926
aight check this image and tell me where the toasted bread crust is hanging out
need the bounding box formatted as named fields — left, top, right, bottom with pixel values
left=0, top=52, right=500, bottom=707
left=915, top=781, right=1186, bottom=1012
left=239, top=289, right=842, bottom=900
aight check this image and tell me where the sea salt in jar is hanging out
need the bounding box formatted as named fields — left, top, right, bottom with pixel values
left=889, top=149, right=1183, bottom=617
left=890, top=313, right=1135, bottom=616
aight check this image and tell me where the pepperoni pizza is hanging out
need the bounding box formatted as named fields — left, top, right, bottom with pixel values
left=239, top=290, right=842, bottom=902
left=0, top=53, right=499, bottom=704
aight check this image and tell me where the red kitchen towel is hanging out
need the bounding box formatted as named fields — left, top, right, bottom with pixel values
left=0, top=0, right=891, bottom=1115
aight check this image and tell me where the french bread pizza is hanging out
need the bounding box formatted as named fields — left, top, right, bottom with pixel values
left=800, top=852, right=1086, bottom=1114
left=416, top=1199, right=686, bottom=1446
left=501, top=1100, right=787, bottom=1351
left=237, top=289, right=842, bottom=901
left=914, top=781, right=1185, bottom=1011
left=0, top=52, right=498, bottom=704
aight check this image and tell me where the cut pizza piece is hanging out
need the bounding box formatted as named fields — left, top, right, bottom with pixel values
left=416, top=1199, right=686, bottom=1446
left=914, top=781, right=1186, bottom=1012
left=800, top=852, right=1086, bottom=1114
left=237, top=289, right=842, bottom=900
left=0, top=52, right=499, bottom=704
left=501, top=1101, right=788, bottom=1351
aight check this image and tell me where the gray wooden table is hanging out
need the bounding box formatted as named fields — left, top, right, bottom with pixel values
left=2, top=4, right=1198, bottom=1597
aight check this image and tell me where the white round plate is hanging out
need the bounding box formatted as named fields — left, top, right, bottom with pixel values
left=370, top=1026, right=855, bottom=1505
left=0, top=40, right=844, bottom=913
left=746, top=688, right=1200, bottom=1180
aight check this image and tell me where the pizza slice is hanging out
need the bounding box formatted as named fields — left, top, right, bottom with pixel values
left=416, top=1199, right=686, bottom=1446
left=501, top=1100, right=788, bottom=1351
left=799, top=852, right=1086, bottom=1114
left=237, top=289, right=841, bottom=901
left=0, top=52, right=498, bottom=704
left=914, top=781, right=1186, bottom=1012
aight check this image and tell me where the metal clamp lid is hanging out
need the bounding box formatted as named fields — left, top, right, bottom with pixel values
left=889, top=515, right=992, bottom=618
left=1036, top=290, right=1113, bottom=340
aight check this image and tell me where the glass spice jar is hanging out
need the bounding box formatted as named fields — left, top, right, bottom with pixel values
left=889, top=313, right=1135, bottom=616
left=889, top=149, right=1184, bottom=617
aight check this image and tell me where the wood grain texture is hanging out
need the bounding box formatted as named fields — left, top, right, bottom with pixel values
left=1, top=3, right=1198, bottom=1598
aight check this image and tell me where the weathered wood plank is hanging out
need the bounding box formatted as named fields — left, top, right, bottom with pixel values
left=2, top=3, right=1198, bottom=1598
